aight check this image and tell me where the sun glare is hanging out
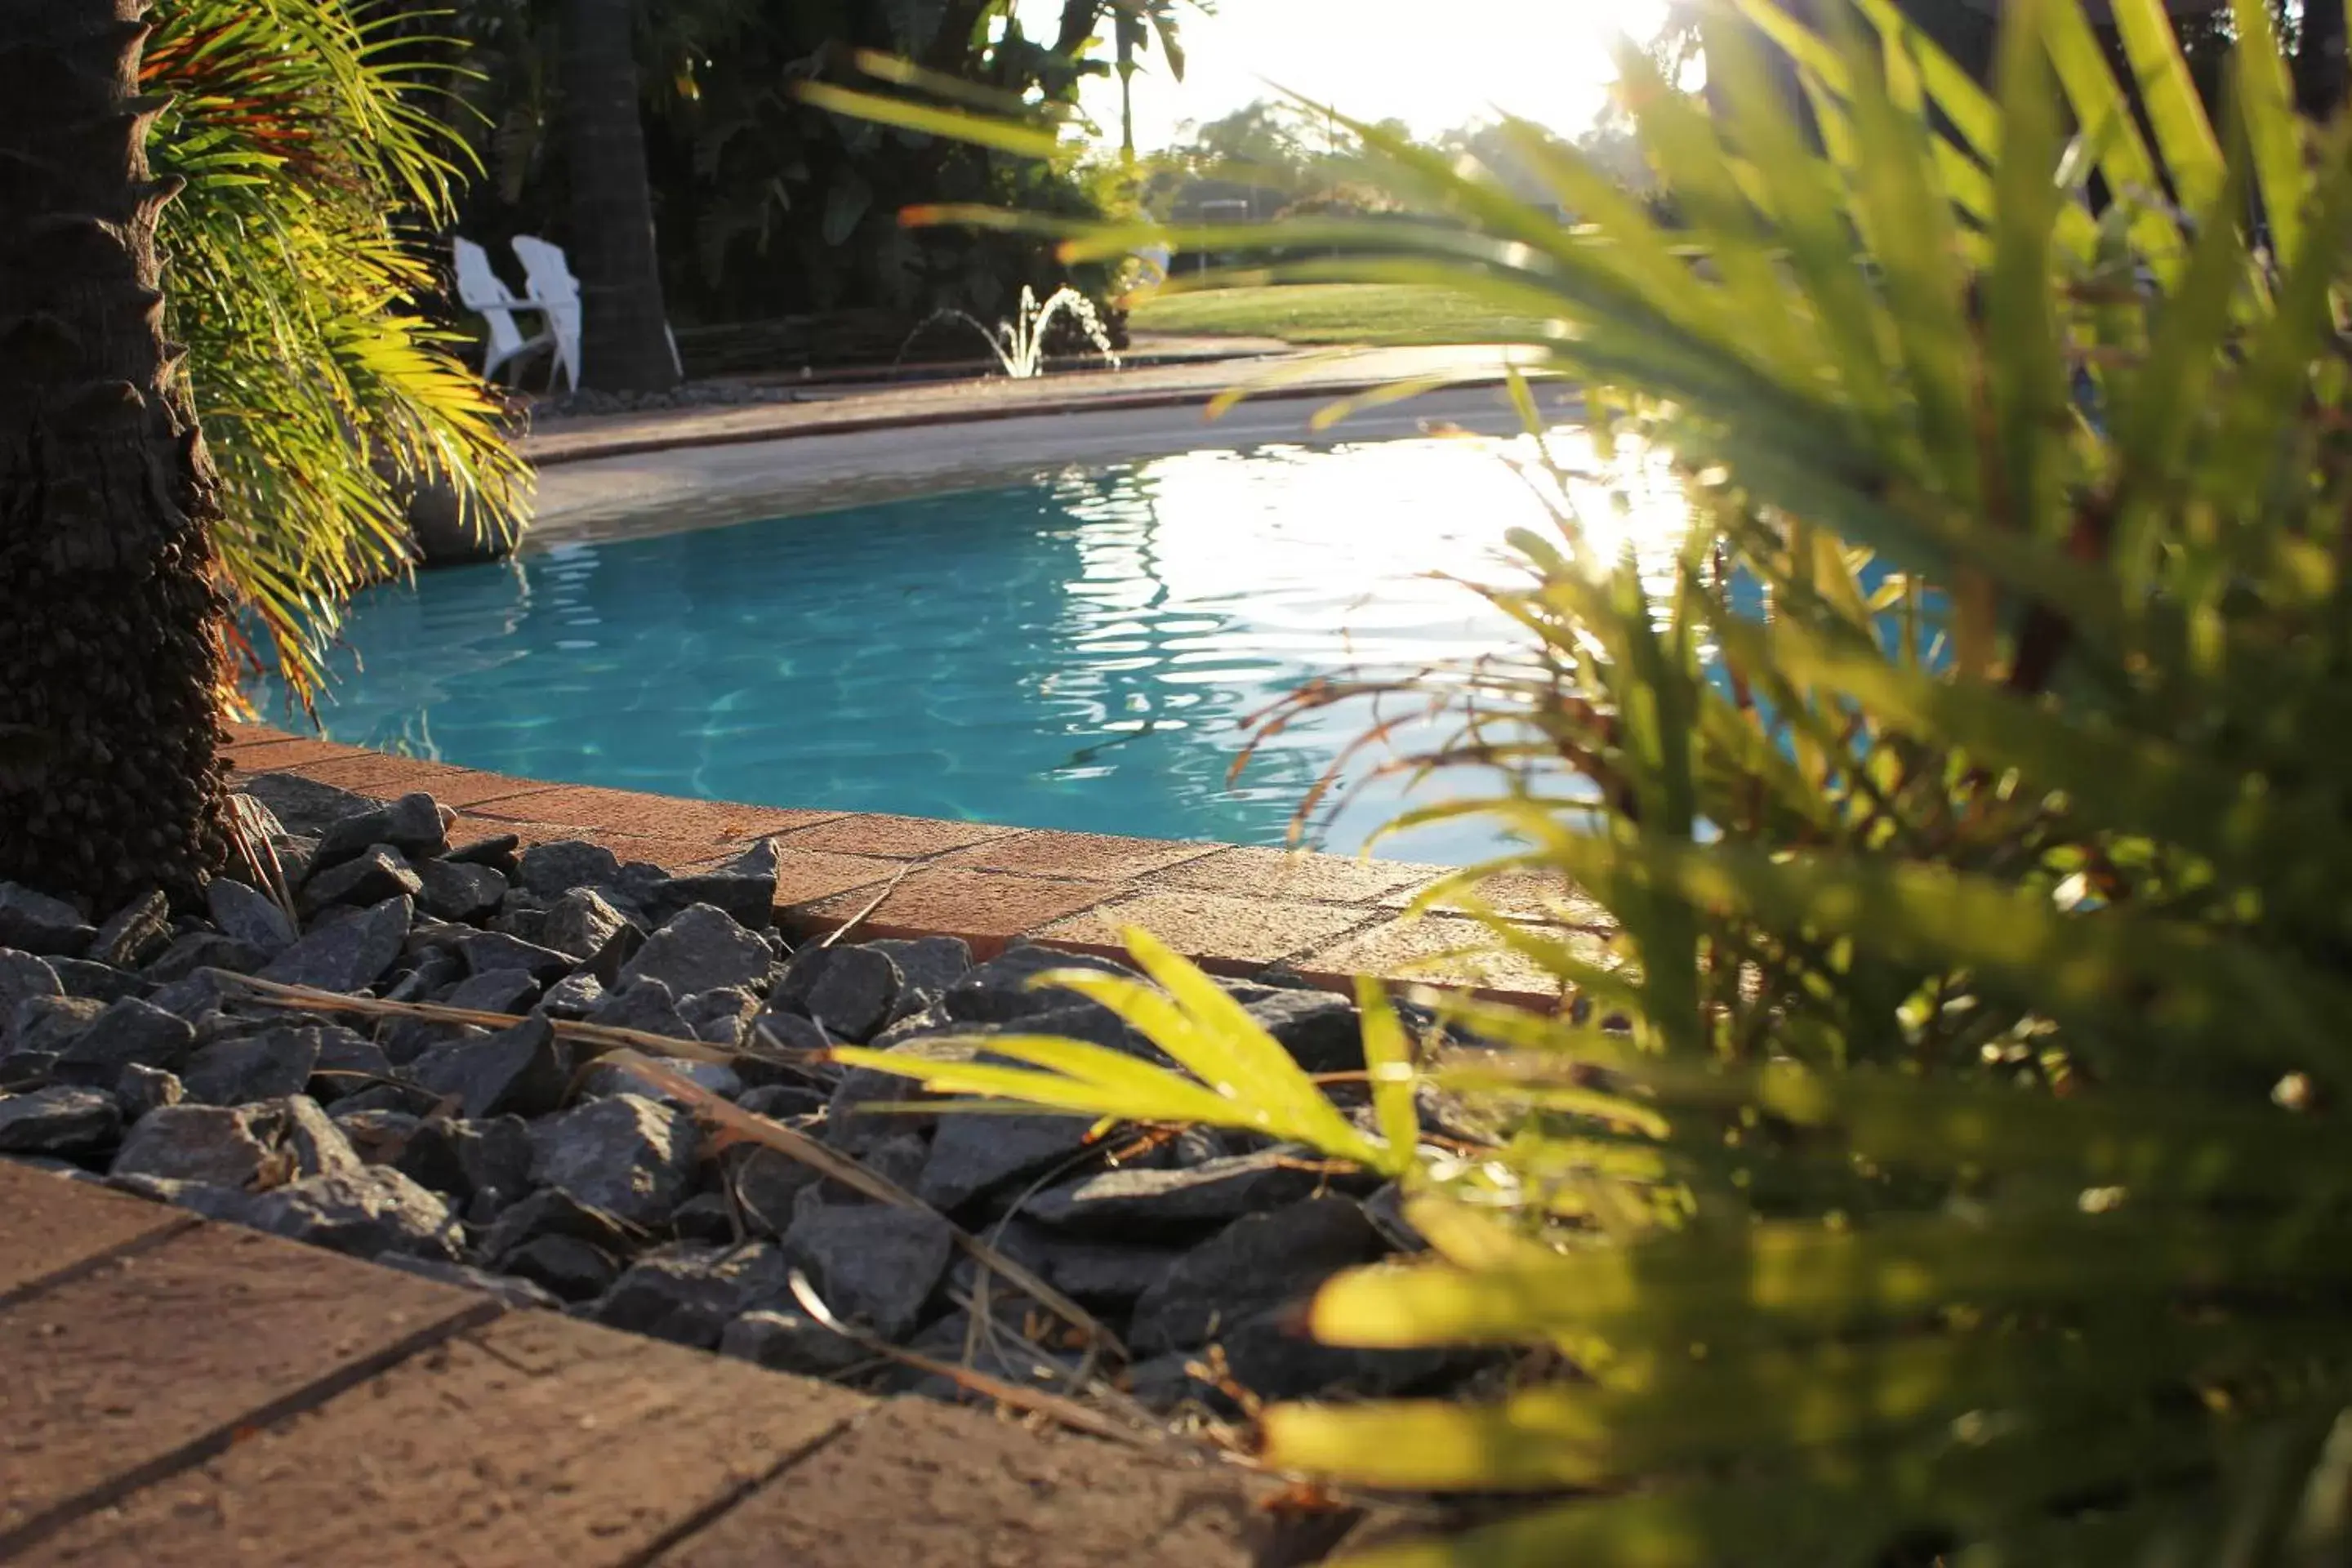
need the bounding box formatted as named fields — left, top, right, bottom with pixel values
left=1022, top=0, right=1670, bottom=150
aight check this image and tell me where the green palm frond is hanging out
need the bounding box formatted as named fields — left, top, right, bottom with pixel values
left=147, top=0, right=528, bottom=708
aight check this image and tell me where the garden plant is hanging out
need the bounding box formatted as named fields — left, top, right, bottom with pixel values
left=835, top=0, right=2352, bottom=1560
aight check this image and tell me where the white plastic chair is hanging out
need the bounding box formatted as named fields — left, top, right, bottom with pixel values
left=508, top=234, right=585, bottom=393
left=512, top=234, right=683, bottom=390
left=451, top=236, right=552, bottom=385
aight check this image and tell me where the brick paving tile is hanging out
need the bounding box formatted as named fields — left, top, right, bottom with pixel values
left=1036, top=890, right=1375, bottom=973
left=941, top=830, right=1223, bottom=883
left=1298, top=915, right=1610, bottom=1002
left=22, top=1312, right=863, bottom=1568
left=656, top=1399, right=1267, bottom=1568
left=464, top=783, right=840, bottom=844
left=0, top=1225, right=489, bottom=1552
left=791, top=867, right=1116, bottom=956
left=0, top=1163, right=191, bottom=1300
left=215, top=737, right=350, bottom=771
left=440, top=813, right=727, bottom=871
left=1379, top=866, right=1613, bottom=928
left=775, top=813, right=1019, bottom=860
left=1147, top=845, right=1450, bottom=906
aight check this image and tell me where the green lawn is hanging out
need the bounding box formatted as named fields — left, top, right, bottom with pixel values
left=1127, top=283, right=1552, bottom=346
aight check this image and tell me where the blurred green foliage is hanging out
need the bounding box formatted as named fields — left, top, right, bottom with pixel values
left=834, top=0, right=2352, bottom=1560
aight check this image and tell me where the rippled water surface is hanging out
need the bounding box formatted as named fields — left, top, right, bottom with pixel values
left=267, top=432, right=1690, bottom=862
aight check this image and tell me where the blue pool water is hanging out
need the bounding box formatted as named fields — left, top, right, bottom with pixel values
left=263, top=432, right=1693, bottom=862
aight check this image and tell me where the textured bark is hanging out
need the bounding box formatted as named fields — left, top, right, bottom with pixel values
left=0, top=0, right=230, bottom=907
left=561, top=0, right=681, bottom=393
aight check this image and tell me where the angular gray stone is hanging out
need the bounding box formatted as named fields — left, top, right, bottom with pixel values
left=114, top=1062, right=185, bottom=1121
left=145, top=969, right=238, bottom=1023
left=408, top=1014, right=572, bottom=1119
left=0, top=1085, right=121, bottom=1156
left=540, top=888, right=635, bottom=961
left=940, top=945, right=1134, bottom=1027
left=1129, top=1197, right=1386, bottom=1355
left=594, top=1244, right=791, bottom=1348
left=383, top=949, right=465, bottom=1006
left=1245, top=989, right=1365, bottom=1075
left=315, top=791, right=449, bottom=864
left=536, top=971, right=605, bottom=1020
left=393, top=1114, right=533, bottom=1210
left=256, top=895, right=411, bottom=992
left=822, top=1036, right=982, bottom=1155
left=517, top=840, right=622, bottom=898
left=443, top=834, right=521, bottom=874
left=585, top=978, right=692, bottom=1040
left=917, top=1112, right=1097, bottom=1213
left=528, top=1093, right=697, bottom=1227
left=0, top=1050, right=58, bottom=1090
left=581, top=1056, right=742, bottom=1105
left=1024, top=1149, right=1326, bottom=1235
left=439, top=967, right=541, bottom=1016
left=88, top=890, right=172, bottom=969
left=413, top=858, right=506, bottom=923
left=1032, top=1237, right=1185, bottom=1303
left=274, top=1093, right=366, bottom=1178
left=111, top=1102, right=275, bottom=1187
left=735, top=1084, right=828, bottom=1121
left=238, top=772, right=372, bottom=835
left=9, top=993, right=101, bottom=1058
left=725, top=1146, right=824, bottom=1238
left=777, top=945, right=902, bottom=1044
left=52, top=997, right=195, bottom=1087
left=653, top=840, right=781, bottom=929
left=372, top=1254, right=563, bottom=1312
left=300, top=845, right=423, bottom=915
left=180, top=1027, right=323, bottom=1106
left=0, top=948, right=61, bottom=1029
left=333, top=1107, right=421, bottom=1163
left=207, top=876, right=297, bottom=954
left=169, top=1166, right=461, bottom=1262
left=781, top=1191, right=952, bottom=1340
left=719, top=1308, right=866, bottom=1376
left=869, top=937, right=973, bottom=1022
left=142, top=932, right=268, bottom=984
left=306, top=1027, right=394, bottom=1102
left=455, top=930, right=572, bottom=984
left=51, top=958, right=141, bottom=1004
left=0, top=881, right=94, bottom=956
left=680, top=987, right=759, bottom=1047
left=618, top=904, right=767, bottom=999
left=499, top=1233, right=620, bottom=1300
left=481, top=1186, right=639, bottom=1263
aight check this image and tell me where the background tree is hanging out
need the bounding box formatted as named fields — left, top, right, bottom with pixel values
left=0, top=0, right=231, bottom=905
left=561, top=0, right=684, bottom=390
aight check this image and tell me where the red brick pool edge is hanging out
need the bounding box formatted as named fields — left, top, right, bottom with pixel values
left=223, top=723, right=1608, bottom=1010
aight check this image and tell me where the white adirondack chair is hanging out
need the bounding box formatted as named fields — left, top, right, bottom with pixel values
left=511, top=234, right=683, bottom=390
left=508, top=234, right=585, bottom=393
left=451, top=237, right=553, bottom=385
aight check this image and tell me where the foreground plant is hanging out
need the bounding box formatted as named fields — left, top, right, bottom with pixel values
left=838, top=0, right=2352, bottom=1560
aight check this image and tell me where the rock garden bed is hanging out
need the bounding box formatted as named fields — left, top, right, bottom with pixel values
left=0, top=773, right=1503, bottom=1444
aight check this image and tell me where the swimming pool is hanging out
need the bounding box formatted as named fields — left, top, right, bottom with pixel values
left=264, top=430, right=1690, bottom=862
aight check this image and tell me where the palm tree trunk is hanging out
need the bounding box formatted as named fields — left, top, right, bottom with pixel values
left=562, top=0, right=681, bottom=393
left=0, top=0, right=231, bottom=907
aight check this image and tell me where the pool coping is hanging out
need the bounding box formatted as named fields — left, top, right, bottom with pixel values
left=522, top=344, right=1548, bottom=468
left=225, top=725, right=1604, bottom=1011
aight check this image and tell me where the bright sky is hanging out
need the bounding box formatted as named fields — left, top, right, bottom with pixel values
left=1017, top=0, right=1672, bottom=152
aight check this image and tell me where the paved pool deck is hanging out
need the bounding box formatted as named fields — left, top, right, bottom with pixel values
left=223, top=725, right=1605, bottom=1008
left=0, top=1156, right=1361, bottom=1567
